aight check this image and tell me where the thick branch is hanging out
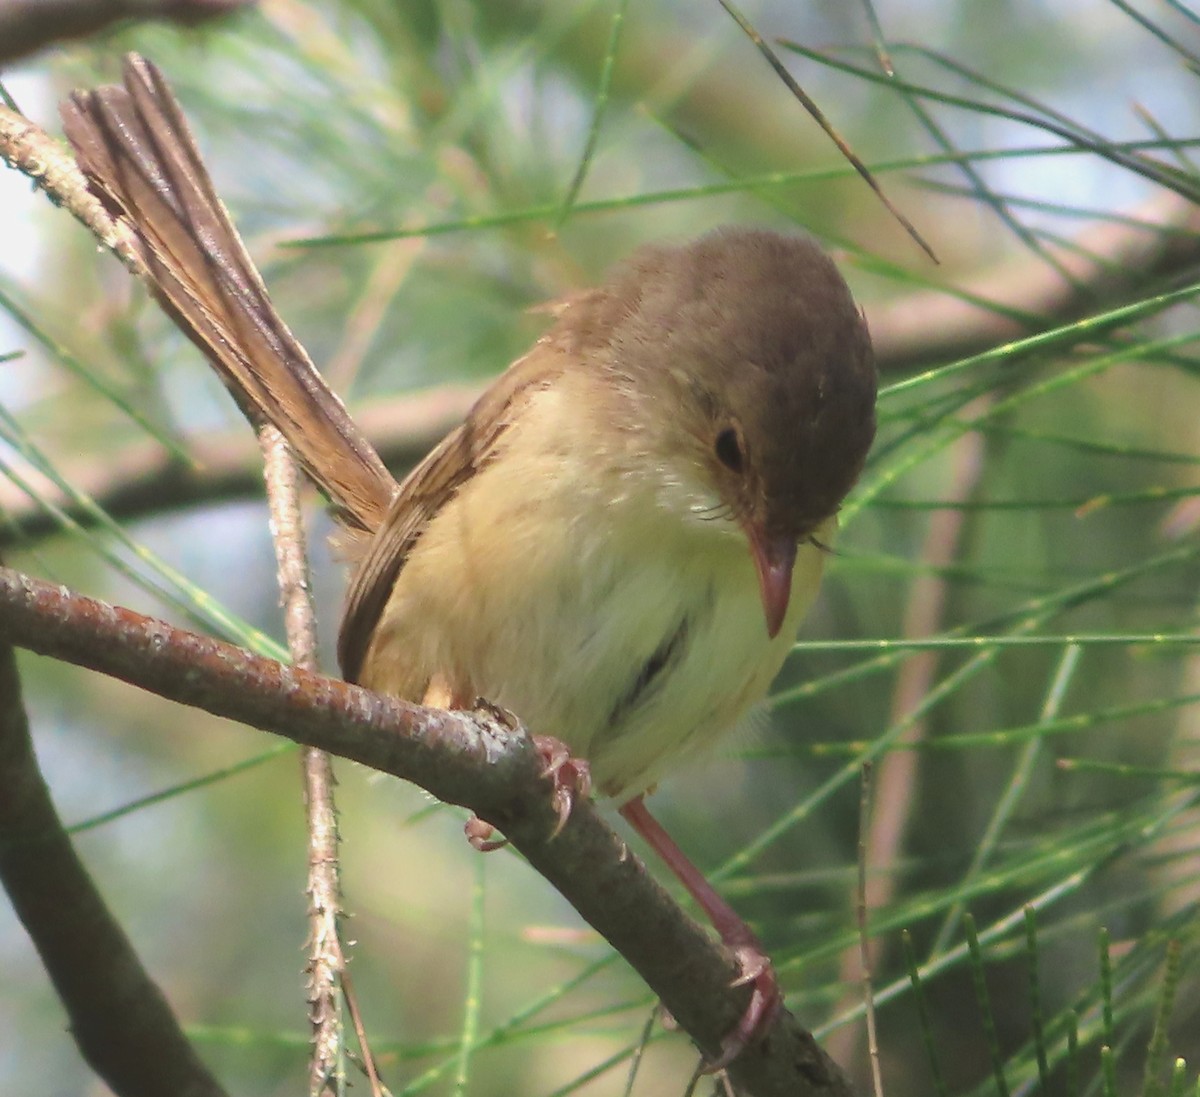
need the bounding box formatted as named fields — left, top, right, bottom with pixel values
left=0, top=565, right=858, bottom=1097
left=0, top=389, right=477, bottom=547
left=7, top=102, right=1200, bottom=542
left=3, top=106, right=1199, bottom=543
left=0, top=0, right=250, bottom=65
left=868, top=192, right=1200, bottom=372
left=0, top=614, right=228, bottom=1096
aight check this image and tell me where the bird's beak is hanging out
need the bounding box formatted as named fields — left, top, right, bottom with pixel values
left=745, top=524, right=798, bottom=639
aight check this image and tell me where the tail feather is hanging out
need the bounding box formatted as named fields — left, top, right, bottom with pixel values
left=60, top=54, right=396, bottom=534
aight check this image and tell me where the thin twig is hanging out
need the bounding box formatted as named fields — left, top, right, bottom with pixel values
left=856, top=764, right=884, bottom=1097
left=0, top=104, right=141, bottom=272
left=715, top=0, right=937, bottom=262
left=3, top=109, right=1199, bottom=545
left=259, top=425, right=349, bottom=1097
left=341, top=970, right=387, bottom=1097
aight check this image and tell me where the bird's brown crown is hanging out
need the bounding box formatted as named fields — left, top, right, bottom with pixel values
left=561, top=227, right=877, bottom=538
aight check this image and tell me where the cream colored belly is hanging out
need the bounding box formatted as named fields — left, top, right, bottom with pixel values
left=361, top=503, right=828, bottom=799
left=358, top=397, right=830, bottom=800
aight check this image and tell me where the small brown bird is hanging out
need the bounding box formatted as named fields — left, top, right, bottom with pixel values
left=62, top=55, right=876, bottom=1066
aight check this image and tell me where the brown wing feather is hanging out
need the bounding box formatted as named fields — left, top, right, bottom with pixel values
left=60, top=54, right=395, bottom=533
left=338, top=341, right=571, bottom=681
left=62, top=54, right=603, bottom=686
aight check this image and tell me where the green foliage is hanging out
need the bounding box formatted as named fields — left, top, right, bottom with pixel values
left=1, top=2, right=1198, bottom=1095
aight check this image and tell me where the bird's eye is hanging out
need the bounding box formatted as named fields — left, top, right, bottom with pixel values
left=714, top=427, right=744, bottom=473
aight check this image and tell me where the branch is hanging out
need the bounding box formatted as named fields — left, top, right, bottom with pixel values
left=0, top=0, right=251, bottom=65
left=3, top=105, right=1199, bottom=542
left=867, top=192, right=1200, bottom=372
left=258, top=426, right=352, bottom=1095
left=0, top=564, right=858, bottom=1097
left=0, top=591, right=229, bottom=1096
left=0, top=389, right=477, bottom=547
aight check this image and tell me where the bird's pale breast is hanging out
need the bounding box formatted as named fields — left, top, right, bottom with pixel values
left=359, top=379, right=829, bottom=800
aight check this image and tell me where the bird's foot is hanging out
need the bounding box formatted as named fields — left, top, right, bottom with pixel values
left=706, top=933, right=782, bottom=1072
left=464, top=815, right=507, bottom=851
left=463, top=696, right=521, bottom=851
left=532, top=735, right=591, bottom=838
left=655, top=935, right=780, bottom=1072
left=463, top=735, right=591, bottom=851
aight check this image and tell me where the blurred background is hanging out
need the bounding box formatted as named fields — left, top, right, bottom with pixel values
left=1, top=1, right=1199, bottom=1094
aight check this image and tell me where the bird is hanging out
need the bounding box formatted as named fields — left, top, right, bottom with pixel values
left=61, top=53, right=877, bottom=1068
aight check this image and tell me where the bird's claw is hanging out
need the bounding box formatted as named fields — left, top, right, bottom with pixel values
left=532, top=735, right=591, bottom=838
left=463, top=736, right=590, bottom=851
left=728, top=943, right=771, bottom=987
left=464, top=814, right=507, bottom=852
left=705, top=941, right=782, bottom=1072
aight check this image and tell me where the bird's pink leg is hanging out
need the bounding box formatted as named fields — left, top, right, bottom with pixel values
left=619, top=794, right=781, bottom=1070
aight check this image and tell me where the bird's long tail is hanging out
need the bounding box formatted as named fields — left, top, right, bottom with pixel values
left=60, top=53, right=396, bottom=535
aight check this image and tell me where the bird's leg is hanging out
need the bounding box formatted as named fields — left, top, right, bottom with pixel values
left=618, top=795, right=781, bottom=1070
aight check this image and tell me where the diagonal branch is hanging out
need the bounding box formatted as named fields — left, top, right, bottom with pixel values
left=867, top=191, right=1200, bottom=372
left=0, top=0, right=250, bottom=66
left=0, top=563, right=858, bottom=1097
left=0, top=583, right=229, bottom=1097
left=3, top=105, right=1199, bottom=544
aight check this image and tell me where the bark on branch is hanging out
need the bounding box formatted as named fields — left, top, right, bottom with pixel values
left=0, top=619, right=229, bottom=1097
left=2, top=103, right=1198, bottom=544
left=0, top=0, right=250, bottom=66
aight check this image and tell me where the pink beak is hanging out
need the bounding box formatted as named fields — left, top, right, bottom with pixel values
left=745, top=525, right=798, bottom=639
